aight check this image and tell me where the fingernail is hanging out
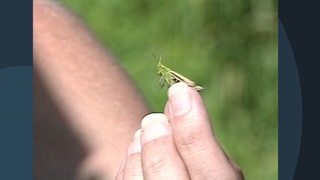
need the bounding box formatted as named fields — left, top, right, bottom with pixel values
left=128, top=129, right=142, bottom=155
left=141, top=114, right=170, bottom=143
left=141, top=113, right=168, bottom=129
left=168, top=82, right=192, bottom=116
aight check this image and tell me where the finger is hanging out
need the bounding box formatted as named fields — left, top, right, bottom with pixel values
left=226, top=156, right=245, bottom=179
left=115, top=158, right=126, bottom=180
left=121, top=129, right=144, bottom=180
left=140, top=113, right=190, bottom=180
left=166, top=82, right=237, bottom=179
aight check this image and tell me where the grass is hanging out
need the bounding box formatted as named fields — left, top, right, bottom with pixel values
left=59, top=0, right=278, bottom=179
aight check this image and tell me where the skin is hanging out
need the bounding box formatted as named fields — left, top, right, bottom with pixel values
left=34, top=0, right=150, bottom=179
left=115, top=83, right=244, bottom=180
left=34, top=0, right=243, bottom=179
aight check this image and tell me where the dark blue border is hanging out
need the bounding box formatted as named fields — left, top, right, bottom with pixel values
left=279, top=21, right=302, bottom=180
left=280, top=0, right=320, bottom=179
left=0, top=0, right=33, bottom=179
left=0, top=2, right=33, bottom=68
left=1, top=0, right=318, bottom=179
left=0, top=67, right=33, bottom=179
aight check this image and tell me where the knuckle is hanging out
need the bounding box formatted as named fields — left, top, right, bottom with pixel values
left=144, top=156, right=169, bottom=175
left=233, top=166, right=245, bottom=180
left=224, top=171, right=245, bottom=180
left=175, top=126, right=205, bottom=151
left=228, top=158, right=245, bottom=179
left=220, top=165, right=245, bottom=180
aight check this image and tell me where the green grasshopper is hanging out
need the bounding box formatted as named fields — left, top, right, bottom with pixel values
left=156, top=55, right=204, bottom=91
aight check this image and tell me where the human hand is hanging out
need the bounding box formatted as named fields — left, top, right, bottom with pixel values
left=115, top=82, right=244, bottom=180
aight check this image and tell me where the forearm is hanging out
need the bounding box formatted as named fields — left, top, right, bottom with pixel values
left=34, top=0, right=150, bottom=178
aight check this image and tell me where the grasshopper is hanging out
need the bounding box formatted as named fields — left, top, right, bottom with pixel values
left=156, top=55, right=204, bottom=91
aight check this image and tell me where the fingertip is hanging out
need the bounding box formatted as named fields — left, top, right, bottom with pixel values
left=167, top=82, right=193, bottom=116
left=134, top=129, right=142, bottom=138
left=168, top=82, right=208, bottom=120
left=140, top=114, right=170, bottom=145
left=122, top=129, right=144, bottom=179
left=141, top=113, right=169, bottom=129
left=167, top=82, right=190, bottom=98
left=127, top=129, right=142, bottom=155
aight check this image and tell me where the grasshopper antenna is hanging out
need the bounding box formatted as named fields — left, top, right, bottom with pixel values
left=151, top=51, right=163, bottom=66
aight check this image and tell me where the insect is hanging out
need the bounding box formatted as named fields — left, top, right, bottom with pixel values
left=156, top=55, right=204, bottom=91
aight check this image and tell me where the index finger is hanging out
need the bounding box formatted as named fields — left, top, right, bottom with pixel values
left=165, top=82, right=239, bottom=179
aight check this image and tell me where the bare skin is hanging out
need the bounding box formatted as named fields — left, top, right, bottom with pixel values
left=34, top=0, right=150, bottom=179
left=34, top=0, right=244, bottom=179
left=115, top=83, right=244, bottom=180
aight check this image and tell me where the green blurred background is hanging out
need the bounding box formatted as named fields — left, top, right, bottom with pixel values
left=60, top=0, right=278, bottom=179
